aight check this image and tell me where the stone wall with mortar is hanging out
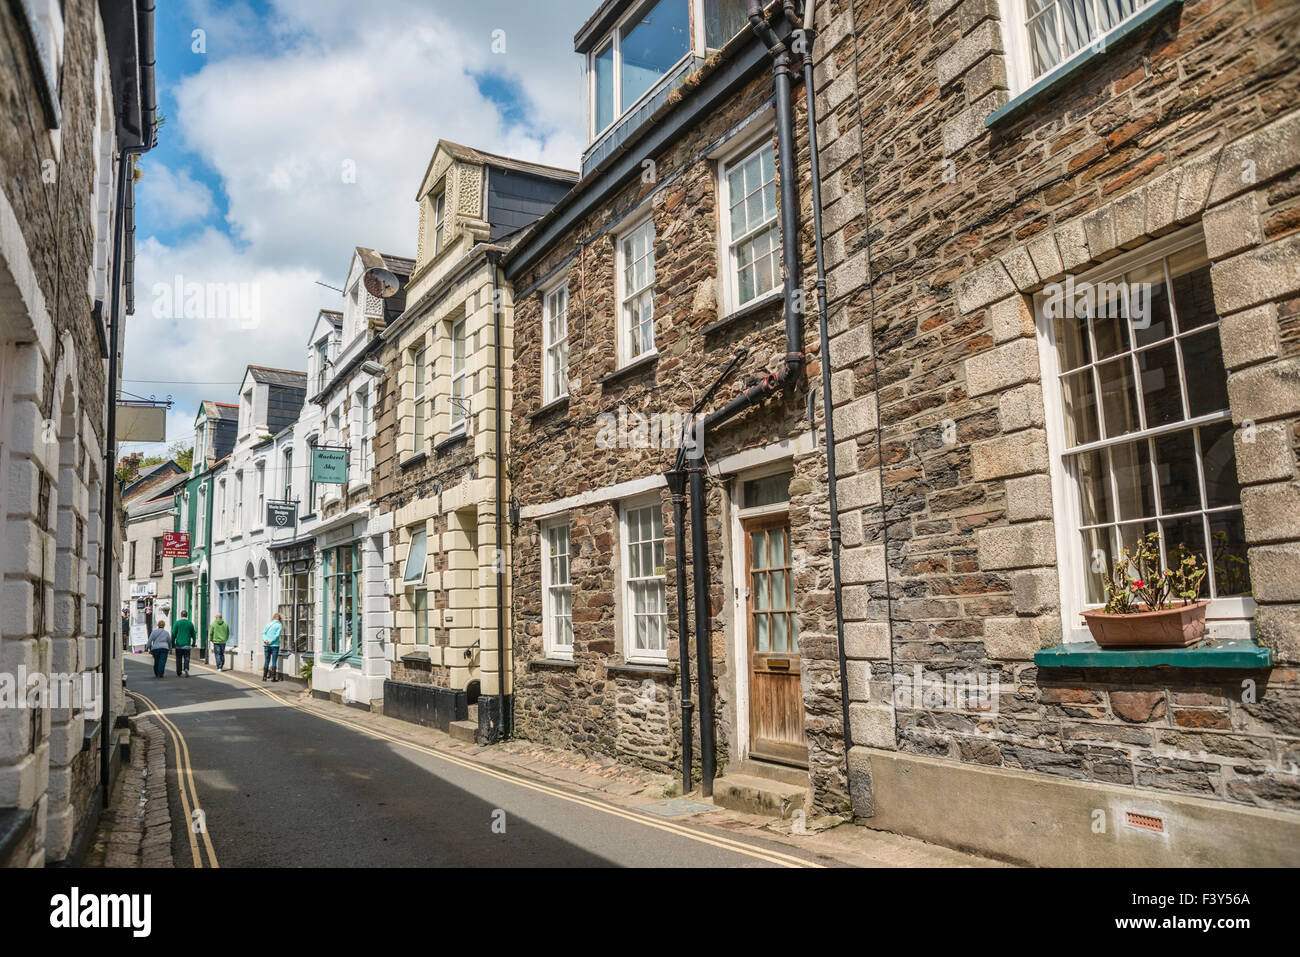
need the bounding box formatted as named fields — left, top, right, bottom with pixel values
left=808, top=0, right=1300, bottom=824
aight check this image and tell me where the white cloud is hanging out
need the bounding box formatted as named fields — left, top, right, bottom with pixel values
left=129, top=0, right=595, bottom=446
left=136, top=163, right=216, bottom=228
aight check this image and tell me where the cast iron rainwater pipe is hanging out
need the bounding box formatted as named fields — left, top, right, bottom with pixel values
left=101, top=0, right=158, bottom=809
left=684, top=0, right=806, bottom=798
left=666, top=349, right=748, bottom=796
left=798, top=0, right=854, bottom=780
left=488, top=249, right=511, bottom=740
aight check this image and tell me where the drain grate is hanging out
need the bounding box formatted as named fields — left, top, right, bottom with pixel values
left=1125, top=811, right=1165, bottom=833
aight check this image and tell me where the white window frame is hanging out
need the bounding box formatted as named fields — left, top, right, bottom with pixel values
left=620, top=496, right=668, bottom=663
left=233, top=470, right=244, bottom=533
left=719, top=136, right=781, bottom=315
left=450, top=318, right=468, bottom=435
left=542, top=519, right=573, bottom=659
left=433, top=189, right=447, bottom=256
left=412, top=345, right=427, bottom=451
left=617, top=215, right=657, bottom=367
left=1034, top=226, right=1255, bottom=643
left=196, top=485, right=207, bottom=548
left=217, top=477, right=227, bottom=537
left=587, top=0, right=695, bottom=141
left=282, top=447, right=293, bottom=502
left=998, top=0, right=1156, bottom=97
left=355, top=386, right=371, bottom=478
left=255, top=461, right=265, bottom=525
left=315, top=338, right=330, bottom=392
left=402, top=526, right=427, bottom=586
left=543, top=278, right=570, bottom=403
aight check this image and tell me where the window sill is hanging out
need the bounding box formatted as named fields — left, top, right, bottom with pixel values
left=598, top=352, right=658, bottom=388
left=400, top=451, right=427, bottom=470
left=531, top=656, right=578, bottom=670
left=606, top=659, right=673, bottom=677
left=1035, top=637, right=1272, bottom=670
left=986, top=0, right=1184, bottom=130
left=526, top=395, right=570, bottom=423
left=434, top=432, right=468, bottom=455
left=703, top=290, right=783, bottom=337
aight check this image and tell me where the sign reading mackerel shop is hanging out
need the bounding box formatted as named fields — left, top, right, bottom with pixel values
left=311, top=446, right=348, bottom=485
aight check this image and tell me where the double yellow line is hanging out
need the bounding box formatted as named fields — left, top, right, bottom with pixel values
left=209, top=665, right=819, bottom=868
left=127, top=687, right=220, bottom=869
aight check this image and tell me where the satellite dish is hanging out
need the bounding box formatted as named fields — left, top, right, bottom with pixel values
left=363, top=266, right=401, bottom=298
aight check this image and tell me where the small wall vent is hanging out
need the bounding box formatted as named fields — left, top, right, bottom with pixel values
left=1124, top=811, right=1165, bottom=833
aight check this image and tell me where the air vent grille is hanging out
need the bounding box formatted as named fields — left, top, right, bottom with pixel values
left=1125, top=811, right=1165, bottom=833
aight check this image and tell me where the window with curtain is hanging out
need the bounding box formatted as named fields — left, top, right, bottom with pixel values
left=619, top=217, right=656, bottom=364
left=1039, top=236, right=1249, bottom=611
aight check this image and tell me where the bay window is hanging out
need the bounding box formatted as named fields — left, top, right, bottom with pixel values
left=322, top=542, right=362, bottom=658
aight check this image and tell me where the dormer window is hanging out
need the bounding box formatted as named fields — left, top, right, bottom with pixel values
left=315, top=338, right=330, bottom=392
left=588, top=0, right=691, bottom=139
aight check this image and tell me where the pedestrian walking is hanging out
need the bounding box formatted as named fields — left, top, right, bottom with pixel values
left=172, top=610, right=197, bottom=676
left=262, top=612, right=283, bottom=681
left=148, top=619, right=171, bottom=678
left=209, top=612, right=229, bottom=671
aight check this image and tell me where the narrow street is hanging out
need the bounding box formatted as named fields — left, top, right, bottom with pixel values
left=121, top=655, right=832, bottom=868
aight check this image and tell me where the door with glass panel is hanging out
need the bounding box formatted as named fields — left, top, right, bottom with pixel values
left=744, top=514, right=806, bottom=766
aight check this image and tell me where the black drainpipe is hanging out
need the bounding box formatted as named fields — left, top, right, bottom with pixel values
left=101, top=0, right=157, bottom=808
left=666, top=349, right=748, bottom=796
left=799, top=7, right=853, bottom=781
left=685, top=0, right=806, bottom=798
left=487, top=249, right=511, bottom=740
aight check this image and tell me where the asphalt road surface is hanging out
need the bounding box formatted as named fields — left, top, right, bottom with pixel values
left=122, top=654, right=826, bottom=868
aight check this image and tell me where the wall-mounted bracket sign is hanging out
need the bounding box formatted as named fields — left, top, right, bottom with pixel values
left=162, top=531, right=190, bottom=558
left=267, top=500, right=298, bottom=529
left=311, top=446, right=349, bottom=485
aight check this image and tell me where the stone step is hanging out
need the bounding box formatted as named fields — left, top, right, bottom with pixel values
left=711, top=773, right=808, bottom=820
left=448, top=719, right=478, bottom=744
left=730, top=758, right=811, bottom=788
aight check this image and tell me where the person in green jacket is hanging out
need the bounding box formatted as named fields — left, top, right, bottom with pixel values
left=172, top=610, right=197, bottom=677
left=209, top=613, right=230, bottom=671
left=262, top=612, right=283, bottom=682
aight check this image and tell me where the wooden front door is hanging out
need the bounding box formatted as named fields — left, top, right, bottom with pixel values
left=744, top=515, right=807, bottom=766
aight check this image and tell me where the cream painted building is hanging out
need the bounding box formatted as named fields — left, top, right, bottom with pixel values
left=372, top=141, right=575, bottom=740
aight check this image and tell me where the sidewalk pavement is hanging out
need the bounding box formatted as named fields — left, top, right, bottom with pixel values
left=85, top=699, right=174, bottom=868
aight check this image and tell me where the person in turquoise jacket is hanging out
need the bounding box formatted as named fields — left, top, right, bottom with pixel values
left=262, top=612, right=283, bottom=682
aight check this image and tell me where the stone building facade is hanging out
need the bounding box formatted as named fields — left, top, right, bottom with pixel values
left=805, top=0, right=1300, bottom=863
left=373, top=141, right=574, bottom=739
left=504, top=1, right=851, bottom=810
left=0, top=0, right=154, bottom=865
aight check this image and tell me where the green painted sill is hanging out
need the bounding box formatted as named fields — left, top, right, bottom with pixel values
left=1035, top=637, right=1272, bottom=670
left=986, top=0, right=1184, bottom=129
left=320, top=652, right=362, bottom=667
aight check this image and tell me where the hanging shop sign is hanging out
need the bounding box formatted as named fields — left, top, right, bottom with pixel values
left=162, top=531, right=190, bottom=558
left=311, top=447, right=349, bottom=485
left=267, top=501, right=298, bottom=529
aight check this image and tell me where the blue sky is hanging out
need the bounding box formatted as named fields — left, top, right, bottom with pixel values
left=120, top=0, right=593, bottom=460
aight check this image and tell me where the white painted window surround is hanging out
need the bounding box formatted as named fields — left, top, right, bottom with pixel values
left=719, top=137, right=781, bottom=314
left=1033, top=225, right=1255, bottom=642
left=617, top=216, right=657, bottom=367
left=542, top=520, right=573, bottom=659
left=543, top=279, right=570, bottom=404
left=998, top=0, right=1157, bottom=97
left=620, top=496, right=667, bottom=662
